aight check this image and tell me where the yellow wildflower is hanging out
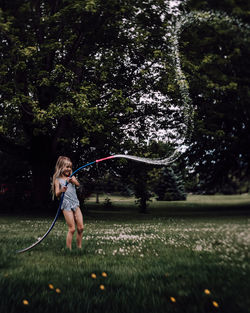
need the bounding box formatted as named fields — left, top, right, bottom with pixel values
left=100, top=285, right=105, bottom=290
left=91, top=273, right=97, bottom=279
left=170, top=296, right=176, bottom=303
left=212, top=301, right=219, bottom=308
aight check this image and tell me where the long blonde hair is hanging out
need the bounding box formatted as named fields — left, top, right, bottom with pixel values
left=51, top=156, right=72, bottom=198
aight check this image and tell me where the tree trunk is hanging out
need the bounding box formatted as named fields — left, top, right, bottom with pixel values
left=30, top=135, right=53, bottom=208
left=139, top=197, right=147, bottom=214
left=31, top=161, right=51, bottom=207
left=96, top=192, right=99, bottom=204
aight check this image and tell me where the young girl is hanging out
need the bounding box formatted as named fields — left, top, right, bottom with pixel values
left=52, top=156, right=84, bottom=250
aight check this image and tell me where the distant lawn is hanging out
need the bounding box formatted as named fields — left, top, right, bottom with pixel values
left=84, top=193, right=250, bottom=216
left=0, top=194, right=249, bottom=313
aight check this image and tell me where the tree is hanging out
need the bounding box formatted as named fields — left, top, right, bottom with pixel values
left=110, top=140, right=177, bottom=212
left=178, top=2, right=250, bottom=193
left=150, top=167, right=186, bottom=201
left=0, top=0, right=182, bottom=207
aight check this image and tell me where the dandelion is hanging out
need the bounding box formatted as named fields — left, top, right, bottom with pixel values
left=204, top=289, right=211, bottom=295
left=100, top=285, right=105, bottom=290
left=48, top=284, right=54, bottom=290
left=55, top=288, right=61, bottom=293
left=195, top=244, right=202, bottom=251
left=102, top=272, right=108, bottom=277
left=91, top=273, right=97, bottom=279
left=212, top=301, right=219, bottom=308
left=170, top=296, right=176, bottom=303
left=22, top=299, right=29, bottom=306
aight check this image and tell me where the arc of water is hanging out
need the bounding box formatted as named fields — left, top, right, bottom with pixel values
left=170, top=15, right=194, bottom=143
left=16, top=153, right=177, bottom=253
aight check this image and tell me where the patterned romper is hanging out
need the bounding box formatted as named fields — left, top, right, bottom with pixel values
left=58, top=178, right=80, bottom=212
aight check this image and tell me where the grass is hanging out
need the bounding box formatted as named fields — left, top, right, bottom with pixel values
left=0, top=194, right=249, bottom=313
left=86, top=193, right=250, bottom=216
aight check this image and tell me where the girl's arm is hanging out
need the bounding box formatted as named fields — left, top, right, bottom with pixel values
left=55, top=179, right=67, bottom=198
left=68, top=176, right=80, bottom=187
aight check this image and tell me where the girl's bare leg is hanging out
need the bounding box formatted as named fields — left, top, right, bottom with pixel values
left=62, top=210, right=75, bottom=250
left=74, top=207, right=84, bottom=249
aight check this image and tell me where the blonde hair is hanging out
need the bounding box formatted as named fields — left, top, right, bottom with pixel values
left=51, top=156, right=72, bottom=198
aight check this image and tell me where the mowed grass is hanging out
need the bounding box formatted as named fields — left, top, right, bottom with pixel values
left=0, top=194, right=249, bottom=313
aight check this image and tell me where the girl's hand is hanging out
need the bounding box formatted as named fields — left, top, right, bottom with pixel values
left=67, top=176, right=80, bottom=186
left=61, top=186, right=67, bottom=193
left=67, top=177, right=73, bottom=184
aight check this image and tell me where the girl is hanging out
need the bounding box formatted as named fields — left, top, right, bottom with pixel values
left=52, top=156, right=84, bottom=250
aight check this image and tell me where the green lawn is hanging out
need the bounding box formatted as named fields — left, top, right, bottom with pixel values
left=0, top=194, right=249, bottom=313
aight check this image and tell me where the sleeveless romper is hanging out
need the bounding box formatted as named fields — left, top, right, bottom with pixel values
left=58, top=178, right=80, bottom=212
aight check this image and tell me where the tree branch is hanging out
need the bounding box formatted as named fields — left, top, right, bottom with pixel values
left=63, top=31, right=85, bottom=67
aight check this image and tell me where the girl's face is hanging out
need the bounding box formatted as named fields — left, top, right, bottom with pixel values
left=62, top=162, right=72, bottom=177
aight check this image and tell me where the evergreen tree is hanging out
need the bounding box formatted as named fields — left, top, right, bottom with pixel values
left=151, top=167, right=186, bottom=201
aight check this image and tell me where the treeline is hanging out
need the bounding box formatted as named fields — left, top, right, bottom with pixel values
left=0, top=143, right=186, bottom=213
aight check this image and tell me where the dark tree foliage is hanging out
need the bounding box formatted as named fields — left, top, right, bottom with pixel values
left=185, top=0, right=250, bottom=23
left=0, top=151, right=31, bottom=211
left=180, top=0, right=250, bottom=193
left=0, top=0, right=176, bottom=207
